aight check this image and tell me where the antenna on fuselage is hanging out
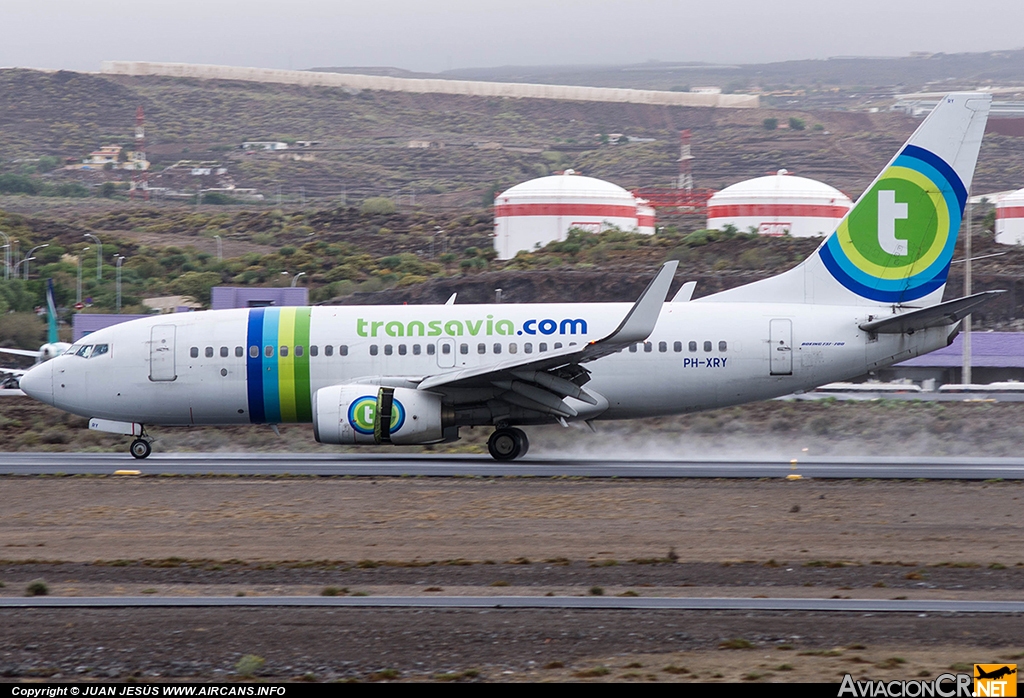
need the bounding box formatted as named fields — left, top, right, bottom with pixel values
left=445, top=293, right=457, bottom=305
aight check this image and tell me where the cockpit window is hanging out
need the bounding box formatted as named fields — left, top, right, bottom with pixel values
left=91, top=344, right=109, bottom=358
left=75, top=344, right=93, bottom=358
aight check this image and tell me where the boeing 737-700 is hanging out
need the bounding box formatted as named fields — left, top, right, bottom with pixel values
left=19, top=93, right=999, bottom=460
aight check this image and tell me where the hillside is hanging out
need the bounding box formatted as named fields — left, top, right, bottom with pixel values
left=2, top=68, right=1023, bottom=208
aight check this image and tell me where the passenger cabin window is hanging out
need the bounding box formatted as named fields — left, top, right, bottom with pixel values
left=324, top=345, right=333, bottom=357
left=340, top=345, right=349, bottom=356
left=369, top=345, right=379, bottom=356
left=280, top=345, right=289, bottom=358
left=493, top=343, right=502, bottom=355
left=384, top=344, right=393, bottom=356
left=704, top=341, right=712, bottom=352
left=398, top=344, right=407, bottom=355
left=265, top=345, right=274, bottom=358
left=509, top=343, right=517, bottom=354
left=674, top=341, right=682, bottom=353
left=719, top=341, right=728, bottom=352
left=190, top=347, right=199, bottom=358
left=205, top=347, right=214, bottom=358
left=413, top=344, right=421, bottom=355
left=554, top=342, right=562, bottom=349
left=524, top=343, right=533, bottom=354
left=689, top=341, right=697, bottom=352
left=478, top=343, right=486, bottom=355
left=539, top=343, right=548, bottom=352
left=441, top=344, right=450, bottom=355
left=659, top=341, right=667, bottom=353
left=220, top=346, right=229, bottom=358
left=644, top=342, right=653, bottom=353
left=295, top=345, right=304, bottom=357
left=629, top=344, right=638, bottom=353
left=427, top=344, right=436, bottom=355
left=460, top=343, right=469, bottom=355
left=249, top=346, right=259, bottom=359
left=310, top=345, right=319, bottom=357
left=235, top=346, right=243, bottom=358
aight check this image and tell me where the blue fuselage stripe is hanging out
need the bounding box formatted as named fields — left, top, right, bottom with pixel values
left=261, top=309, right=282, bottom=424
left=246, top=309, right=265, bottom=423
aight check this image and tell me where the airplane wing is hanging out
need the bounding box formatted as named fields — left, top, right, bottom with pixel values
left=413, top=262, right=678, bottom=418
left=858, top=290, right=1005, bottom=335
left=0, top=347, right=42, bottom=358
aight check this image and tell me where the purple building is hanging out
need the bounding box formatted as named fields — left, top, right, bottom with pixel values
left=878, top=332, right=1024, bottom=384
left=210, top=286, right=308, bottom=310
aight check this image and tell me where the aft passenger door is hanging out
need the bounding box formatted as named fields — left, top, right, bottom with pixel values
left=769, top=319, right=792, bottom=376
left=150, top=325, right=177, bottom=381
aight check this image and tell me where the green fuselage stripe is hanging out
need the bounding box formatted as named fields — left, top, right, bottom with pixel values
left=294, top=307, right=313, bottom=422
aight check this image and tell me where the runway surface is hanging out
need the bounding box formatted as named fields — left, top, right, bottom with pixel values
left=2, top=595, right=1023, bottom=613
left=3, top=452, right=1024, bottom=478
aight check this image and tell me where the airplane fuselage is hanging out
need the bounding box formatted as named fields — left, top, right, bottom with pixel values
left=36, top=301, right=951, bottom=428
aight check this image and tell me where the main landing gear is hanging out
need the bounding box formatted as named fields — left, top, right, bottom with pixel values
left=130, top=428, right=153, bottom=459
left=487, top=427, right=529, bottom=461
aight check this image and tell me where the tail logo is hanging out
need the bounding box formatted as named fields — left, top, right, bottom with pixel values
left=819, top=144, right=966, bottom=303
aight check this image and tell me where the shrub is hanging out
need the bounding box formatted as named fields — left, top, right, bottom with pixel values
left=360, top=197, right=396, bottom=215
left=25, top=580, right=49, bottom=596
left=235, top=654, right=265, bottom=677
left=763, top=118, right=778, bottom=131
left=789, top=117, right=806, bottom=131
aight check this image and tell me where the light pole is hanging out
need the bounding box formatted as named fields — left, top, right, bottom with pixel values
left=0, top=230, right=10, bottom=280
left=14, top=257, right=35, bottom=278
left=115, top=255, right=126, bottom=313
left=24, top=244, right=49, bottom=280
left=83, top=233, right=102, bottom=280
left=291, top=271, right=306, bottom=287
left=77, top=247, right=89, bottom=305
left=213, top=234, right=223, bottom=262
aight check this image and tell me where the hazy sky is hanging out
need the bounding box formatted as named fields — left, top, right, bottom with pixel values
left=3, top=0, right=1023, bottom=73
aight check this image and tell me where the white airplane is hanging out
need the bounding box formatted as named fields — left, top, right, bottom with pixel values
left=1, top=280, right=71, bottom=384
left=20, top=93, right=999, bottom=460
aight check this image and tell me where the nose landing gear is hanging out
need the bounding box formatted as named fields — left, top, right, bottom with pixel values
left=487, top=427, right=529, bottom=461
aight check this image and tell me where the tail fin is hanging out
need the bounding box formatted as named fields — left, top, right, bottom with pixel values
left=46, top=279, right=58, bottom=345
left=703, top=93, right=991, bottom=307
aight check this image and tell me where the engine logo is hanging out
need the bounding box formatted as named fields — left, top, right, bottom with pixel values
left=348, top=396, right=405, bottom=435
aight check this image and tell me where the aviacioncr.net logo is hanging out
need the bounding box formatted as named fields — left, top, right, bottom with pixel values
left=348, top=396, right=405, bottom=435
left=838, top=167, right=950, bottom=279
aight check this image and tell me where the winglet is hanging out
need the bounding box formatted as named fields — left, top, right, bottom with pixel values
left=595, top=260, right=677, bottom=346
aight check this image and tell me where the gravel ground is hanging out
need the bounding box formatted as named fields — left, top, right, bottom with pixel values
left=0, top=476, right=1022, bottom=682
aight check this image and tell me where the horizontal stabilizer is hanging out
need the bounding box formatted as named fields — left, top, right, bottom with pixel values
left=858, top=291, right=1005, bottom=335
left=672, top=281, right=696, bottom=303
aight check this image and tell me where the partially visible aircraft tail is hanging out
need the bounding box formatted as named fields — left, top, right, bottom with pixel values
left=46, top=279, right=59, bottom=345
left=702, top=93, right=992, bottom=307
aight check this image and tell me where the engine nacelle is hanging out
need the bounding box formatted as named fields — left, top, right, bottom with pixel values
left=313, top=384, right=447, bottom=445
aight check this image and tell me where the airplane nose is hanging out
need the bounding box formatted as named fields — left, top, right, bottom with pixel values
left=19, top=362, right=54, bottom=406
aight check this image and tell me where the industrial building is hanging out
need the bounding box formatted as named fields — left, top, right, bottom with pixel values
left=706, top=170, right=852, bottom=237
left=493, top=171, right=655, bottom=260
left=995, top=187, right=1024, bottom=244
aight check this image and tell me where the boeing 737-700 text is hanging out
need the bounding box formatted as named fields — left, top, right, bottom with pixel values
left=19, top=93, right=1000, bottom=460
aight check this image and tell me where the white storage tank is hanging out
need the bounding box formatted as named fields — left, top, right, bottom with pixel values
left=706, top=169, right=852, bottom=238
left=493, top=170, right=655, bottom=260
left=995, top=187, right=1024, bottom=245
